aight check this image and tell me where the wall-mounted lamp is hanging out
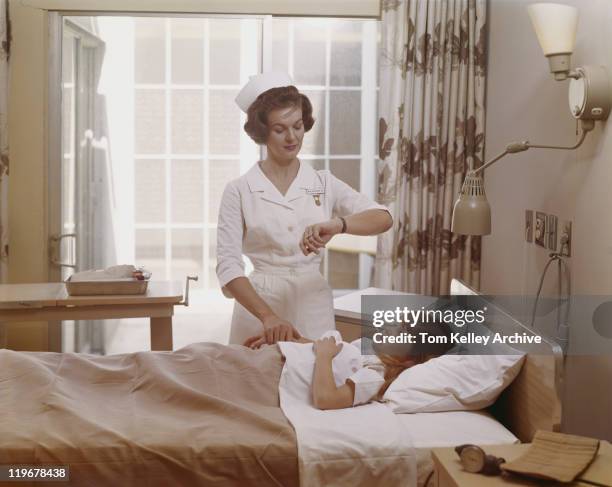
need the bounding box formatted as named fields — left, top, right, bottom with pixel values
left=451, top=3, right=611, bottom=236
left=528, top=2, right=578, bottom=81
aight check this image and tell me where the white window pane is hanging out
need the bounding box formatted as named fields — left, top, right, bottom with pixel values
left=330, top=21, right=362, bottom=86
left=171, top=90, right=204, bottom=154
left=209, top=90, right=240, bottom=154
left=271, top=19, right=289, bottom=75
left=171, top=18, right=204, bottom=84
left=135, top=89, right=166, bottom=154
left=172, top=229, right=203, bottom=288
left=135, top=229, right=166, bottom=280
left=330, top=159, right=360, bottom=192
left=330, top=91, right=360, bottom=155
left=328, top=249, right=359, bottom=289
left=135, top=159, right=166, bottom=223
left=293, top=20, right=326, bottom=85
left=209, top=20, right=241, bottom=85
left=209, top=160, right=240, bottom=222
left=135, top=18, right=165, bottom=84
left=299, top=90, right=325, bottom=155
left=171, top=159, right=203, bottom=222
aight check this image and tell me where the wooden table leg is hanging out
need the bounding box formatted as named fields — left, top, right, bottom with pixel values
left=48, top=320, right=62, bottom=352
left=150, top=316, right=173, bottom=351
left=0, top=322, right=6, bottom=349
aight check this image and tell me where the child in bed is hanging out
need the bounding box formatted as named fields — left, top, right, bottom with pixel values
left=244, top=319, right=452, bottom=410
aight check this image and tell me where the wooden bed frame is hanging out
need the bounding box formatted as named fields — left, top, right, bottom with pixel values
left=449, top=279, right=564, bottom=443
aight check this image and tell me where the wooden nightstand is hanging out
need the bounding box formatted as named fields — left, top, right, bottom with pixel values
left=431, top=442, right=612, bottom=487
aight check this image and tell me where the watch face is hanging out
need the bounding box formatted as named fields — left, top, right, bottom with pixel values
left=568, top=76, right=587, bottom=118
left=460, top=446, right=486, bottom=473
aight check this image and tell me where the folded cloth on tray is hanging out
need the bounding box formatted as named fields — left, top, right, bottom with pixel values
left=70, top=264, right=139, bottom=281
left=0, top=344, right=298, bottom=487
left=278, top=340, right=417, bottom=487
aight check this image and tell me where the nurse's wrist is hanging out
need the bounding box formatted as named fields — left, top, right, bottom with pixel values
left=260, top=311, right=278, bottom=325
left=332, top=217, right=344, bottom=235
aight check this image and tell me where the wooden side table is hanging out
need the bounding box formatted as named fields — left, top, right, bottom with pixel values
left=431, top=441, right=612, bottom=487
left=0, top=281, right=184, bottom=351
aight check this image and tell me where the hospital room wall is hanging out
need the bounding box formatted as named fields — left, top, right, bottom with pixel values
left=483, top=0, right=612, bottom=440
left=6, top=2, right=49, bottom=350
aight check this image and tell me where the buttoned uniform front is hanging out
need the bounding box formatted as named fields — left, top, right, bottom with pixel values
left=216, top=161, right=390, bottom=345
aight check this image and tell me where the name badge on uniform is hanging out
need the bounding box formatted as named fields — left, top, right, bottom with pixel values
left=305, top=187, right=324, bottom=206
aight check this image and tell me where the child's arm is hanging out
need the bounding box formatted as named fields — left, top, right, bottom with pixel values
left=312, top=337, right=355, bottom=410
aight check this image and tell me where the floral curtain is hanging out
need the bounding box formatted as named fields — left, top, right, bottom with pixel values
left=0, top=0, right=8, bottom=284
left=374, top=0, right=487, bottom=295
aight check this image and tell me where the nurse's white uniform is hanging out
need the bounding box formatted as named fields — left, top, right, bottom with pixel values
left=216, top=160, right=389, bottom=345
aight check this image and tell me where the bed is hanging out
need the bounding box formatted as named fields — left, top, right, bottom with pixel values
left=0, top=279, right=563, bottom=486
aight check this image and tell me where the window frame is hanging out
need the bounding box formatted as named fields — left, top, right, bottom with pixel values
left=22, top=0, right=381, bottom=18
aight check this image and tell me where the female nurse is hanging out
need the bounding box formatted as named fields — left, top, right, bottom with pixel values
left=216, top=72, right=392, bottom=346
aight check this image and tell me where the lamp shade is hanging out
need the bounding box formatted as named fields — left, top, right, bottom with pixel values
left=527, top=3, right=578, bottom=56
left=451, top=172, right=491, bottom=236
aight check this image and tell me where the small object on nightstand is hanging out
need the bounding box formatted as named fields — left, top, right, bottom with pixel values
left=433, top=440, right=612, bottom=487
left=501, top=430, right=600, bottom=483
left=455, top=444, right=505, bottom=476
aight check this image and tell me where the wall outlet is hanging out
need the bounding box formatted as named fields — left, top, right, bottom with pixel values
left=547, top=215, right=558, bottom=251
left=560, top=220, right=572, bottom=257
left=525, top=210, right=533, bottom=242
left=535, top=211, right=546, bottom=247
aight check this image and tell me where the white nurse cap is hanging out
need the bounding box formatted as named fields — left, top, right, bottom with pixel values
left=235, top=71, right=294, bottom=113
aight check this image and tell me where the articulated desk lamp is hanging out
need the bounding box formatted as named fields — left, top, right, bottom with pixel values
left=451, top=3, right=611, bottom=236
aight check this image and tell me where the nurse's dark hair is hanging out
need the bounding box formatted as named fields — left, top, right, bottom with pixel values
left=244, top=85, right=314, bottom=144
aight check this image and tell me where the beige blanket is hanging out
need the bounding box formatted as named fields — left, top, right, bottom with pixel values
left=0, top=343, right=298, bottom=486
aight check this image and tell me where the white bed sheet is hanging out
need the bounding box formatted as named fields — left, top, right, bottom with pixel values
left=278, top=341, right=418, bottom=487
left=399, top=410, right=519, bottom=486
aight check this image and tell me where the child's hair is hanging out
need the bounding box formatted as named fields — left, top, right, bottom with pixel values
left=376, top=353, right=423, bottom=398
left=374, top=317, right=453, bottom=399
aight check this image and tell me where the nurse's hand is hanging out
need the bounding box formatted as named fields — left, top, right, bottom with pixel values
left=313, top=336, right=343, bottom=360
left=300, top=219, right=342, bottom=255
left=244, top=334, right=267, bottom=349
left=262, top=315, right=302, bottom=344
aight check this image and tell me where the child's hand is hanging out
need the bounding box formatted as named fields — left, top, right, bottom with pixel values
left=313, top=336, right=343, bottom=360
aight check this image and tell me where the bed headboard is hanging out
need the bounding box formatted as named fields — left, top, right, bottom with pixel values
left=450, top=279, right=564, bottom=443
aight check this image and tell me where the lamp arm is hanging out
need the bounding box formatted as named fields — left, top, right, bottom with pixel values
left=473, top=120, right=594, bottom=176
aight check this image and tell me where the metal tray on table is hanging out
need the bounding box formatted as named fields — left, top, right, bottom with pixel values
left=64, top=276, right=149, bottom=296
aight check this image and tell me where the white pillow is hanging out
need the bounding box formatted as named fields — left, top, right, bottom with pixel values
left=382, top=353, right=525, bottom=413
